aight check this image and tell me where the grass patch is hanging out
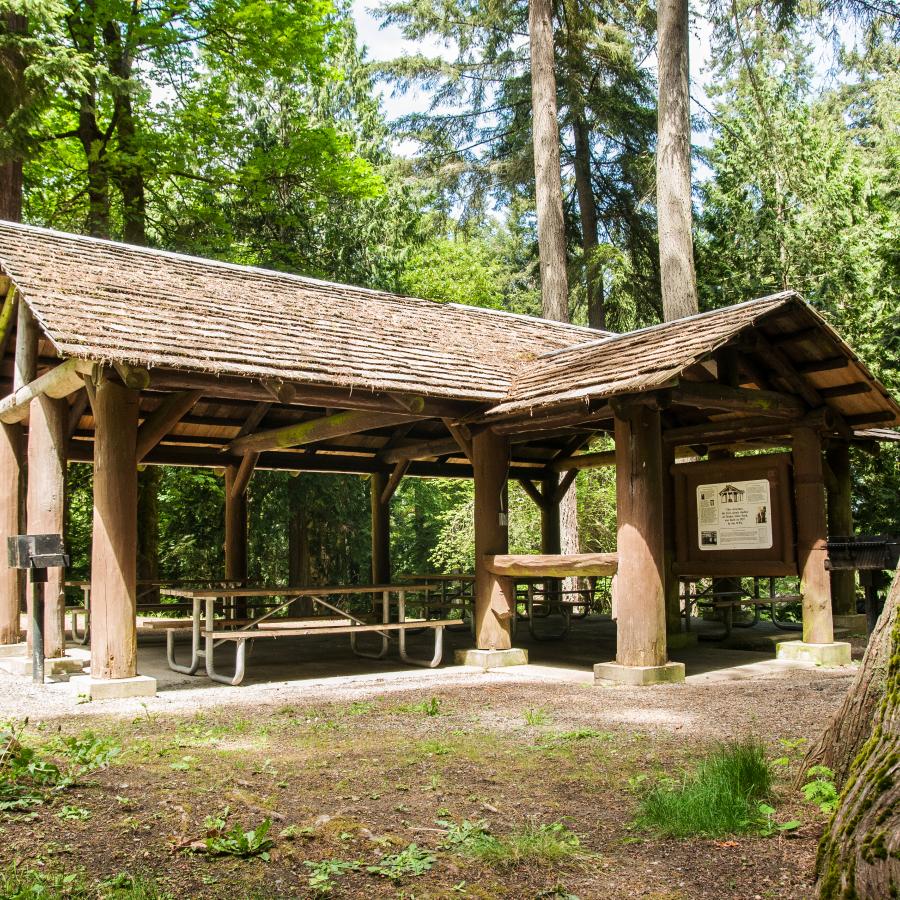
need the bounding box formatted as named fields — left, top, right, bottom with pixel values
left=635, top=740, right=773, bottom=838
left=441, top=819, right=583, bottom=866
left=0, top=863, right=172, bottom=898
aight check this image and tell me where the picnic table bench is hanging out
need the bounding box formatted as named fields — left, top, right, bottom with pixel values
left=164, top=584, right=455, bottom=685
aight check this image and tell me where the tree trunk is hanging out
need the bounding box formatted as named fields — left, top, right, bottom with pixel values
left=0, top=11, right=27, bottom=222
left=802, top=571, right=898, bottom=787
left=814, top=570, right=899, bottom=898
left=529, top=0, right=569, bottom=322
left=656, top=0, right=698, bottom=322
left=573, top=116, right=604, bottom=330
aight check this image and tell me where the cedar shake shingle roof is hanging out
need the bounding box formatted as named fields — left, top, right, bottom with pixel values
left=0, top=221, right=606, bottom=403
left=1, top=222, right=898, bottom=431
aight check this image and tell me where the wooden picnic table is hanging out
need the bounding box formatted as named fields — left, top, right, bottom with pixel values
left=164, top=583, right=455, bottom=685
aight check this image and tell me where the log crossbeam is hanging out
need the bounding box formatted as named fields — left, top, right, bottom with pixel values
left=0, top=358, right=96, bottom=424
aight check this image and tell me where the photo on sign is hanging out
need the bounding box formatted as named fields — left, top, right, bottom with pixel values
left=696, top=479, right=773, bottom=551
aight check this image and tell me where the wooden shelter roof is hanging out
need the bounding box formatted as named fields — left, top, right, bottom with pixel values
left=0, top=221, right=605, bottom=403
left=489, top=293, right=900, bottom=429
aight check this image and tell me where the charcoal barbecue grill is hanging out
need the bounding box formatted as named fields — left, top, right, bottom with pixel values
left=826, top=535, right=900, bottom=632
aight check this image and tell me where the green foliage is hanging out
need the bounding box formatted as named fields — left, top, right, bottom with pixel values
left=204, top=817, right=274, bottom=860
left=635, top=740, right=773, bottom=838
left=0, top=863, right=172, bottom=899
left=524, top=708, right=550, bottom=726
left=365, top=843, right=436, bottom=880
left=440, top=819, right=582, bottom=866
left=304, top=858, right=361, bottom=896
left=802, top=766, right=840, bottom=814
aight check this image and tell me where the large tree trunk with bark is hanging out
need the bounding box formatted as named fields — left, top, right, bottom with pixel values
left=0, top=11, right=27, bottom=221
left=529, top=0, right=568, bottom=322
left=529, top=0, right=579, bottom=575
left=813, top=570, right=899, bottom=898
left=802, top=570, right=898, bottom=786
left=656, top=0, right=698, bottom=322
left=573, top=116, right=604, bottom=330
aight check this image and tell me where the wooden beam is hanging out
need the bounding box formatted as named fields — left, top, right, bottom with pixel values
left=770, top=326, right=820, bottom=346
left=553, top=468, right=578, bottom=503
left=744, top=335, right=822, bottom=407
left=238, top=402, right=272, bottom=437
left=484, top=552, right=617, bottom=578
left=490, top=403, right=614, bottom=435
left=552, top=450, right=616, bottom=471
left=663, top=415, right=801, bottom=446
left=112, top=361, right=151, bottom=391
left=224, top=465, right=248, bottom=587
left=516, top=477, right=546, bottom=509
left=230, top=451, right=259, bottom=498
left=147, top=369, right=472, bottom=418
left=0, top=282, right=17, bottom=362
left=843, top=410, right=897, bottom=427
left=380, top=435, right=461, bottom=464
left=796, top=356, right=850, bottom=375
left=261, top=379, right=296, bottom=404
left=136, top=390, right=203, bottom=462
left=817, top=383, right=871, bottom=399
left=443, top=418, right=473, bottom=463
left=228, top=409, right=422, bottom=455
left=666, top=381, right=806, bottom=419
left=67, top=390, right=90, bottom=438
left=381, top=459, right=410, bottom=504
left=0, top=358, right=95, bottom=424
left=370, top=472, right=390, bottom=583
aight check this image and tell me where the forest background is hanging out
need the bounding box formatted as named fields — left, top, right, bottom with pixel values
left=0, top=0, right=897, bottom=590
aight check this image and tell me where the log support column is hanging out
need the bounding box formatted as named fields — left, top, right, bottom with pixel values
left=455, top=430, right=526, bottom=668
left=776, top=426, right=851, bottom=667
left=0, top=422, right=22, bottom=647
left=595, top=402, right=684, bottom=685
left=26, top=394, right=68, bottom=658
left=825, top=441, right=857, bottom=623
left=370, top=471, right=390, bottom=584
left=224, top=464, right=249, bottom=619
left=71, top=376, right=156, bottom=698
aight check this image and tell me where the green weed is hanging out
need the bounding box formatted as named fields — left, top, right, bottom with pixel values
left=366, top=843, right=436, bottom=880
left=305, top=859, right=361, bottom=896
left=548, top=728, right=613, bottom=743
left=801, top=766, right=839, bottom=814
left=57, top=804, right=91, bottom=821
left=440, top=819, right=582, bottom=866
left=524, top=708, right=550, bottom=727
left=635, top=740, right=773, bottom=838
left=204, top=817, right=274, bottom=860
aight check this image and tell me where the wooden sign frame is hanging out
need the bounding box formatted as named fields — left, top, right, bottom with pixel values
left=672, top=452, right=797, bottom=577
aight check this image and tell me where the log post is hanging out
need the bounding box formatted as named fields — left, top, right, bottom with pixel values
left=825, top=441, right=855, bottom=617
left=90, top=378, right=139, bottom=680
left=661, top=441, right=683, bottom=637
left=473, top=430, right=513, bottom=651
left=0, top=422, right=22, bottom=644
left=26, top=394, right=68, bottom=658
left=224, top=463, right=248, bottom=586
left=792, top=426, right=835, bottom=644
left=594, top=403, right=684, bottom=684
left=540, top=474, right=561, bottom=553
left=370, top=471, right=390, bottom=584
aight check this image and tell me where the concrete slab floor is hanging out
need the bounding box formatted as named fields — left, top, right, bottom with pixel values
left=0, top=614, right=846, bottom=719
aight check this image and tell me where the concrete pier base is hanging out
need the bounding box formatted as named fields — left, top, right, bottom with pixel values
left=776, top=641, right=852, bottom=667
left=0, top=642, right=27, bottom=659
left=594, top=661, right=686, bottom=686
left=70, top=674, right=157, bottom=700
left=0, top=649, right=88, bottom=677
left=454, top=648, right=528, bottom=670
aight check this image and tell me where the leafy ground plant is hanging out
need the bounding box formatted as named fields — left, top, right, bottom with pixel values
left=635, top=740, right=773, bottom=838
left=801, top=765, right=839, bottom=814
left=366, top=843, right=436, bottom=880
left=204, top=816, right=274, bottom=860
left=441, top=819, right=582, bottom=866
left=304, top=858, right=361, bottom=896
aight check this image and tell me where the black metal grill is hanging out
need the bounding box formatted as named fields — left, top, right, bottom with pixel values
left=826, top=536, right=900, bottom=572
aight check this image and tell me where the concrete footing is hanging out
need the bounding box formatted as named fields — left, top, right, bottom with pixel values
left=594, top=660, right=686, bottom=686
left=454, top=648, right=528, bottom=670
left=0, top=642, right=27, bottom=659
left=832, top=614, right=868, bottom=634
left=0, top=649, right=88, bottom=677
left=69, top=674, right=157, bottom=700
left=776, top=640, right=852, bottom=666
left=666, top=632, right=698, bottom=649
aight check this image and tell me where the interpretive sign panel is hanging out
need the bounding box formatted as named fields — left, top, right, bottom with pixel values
left=672, top=453, right=796, bottom=577
left=696, top=479, right=773, bottom=551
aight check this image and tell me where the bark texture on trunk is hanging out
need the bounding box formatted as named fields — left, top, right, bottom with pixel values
left=573, top=117, right=604, bottom=330
left=0, top=11, right=27, bottom=223
left=529, top=0, right=569, bottom=322
left=656, top=0, right=698, bottom=322
left=802, top=572, right=898, bottom=787
left=814, top=571, right=899, bottom=898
